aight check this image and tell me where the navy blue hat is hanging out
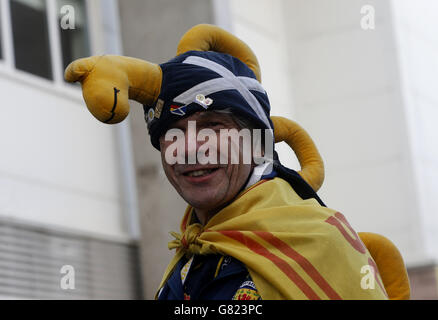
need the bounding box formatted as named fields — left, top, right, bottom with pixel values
left=144, top=50, right=273, bottom=150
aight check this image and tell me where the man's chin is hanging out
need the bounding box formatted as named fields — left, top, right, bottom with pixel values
left=181, top=192, right=224, bottom=212
left=185, top=197, right=221, bottom=209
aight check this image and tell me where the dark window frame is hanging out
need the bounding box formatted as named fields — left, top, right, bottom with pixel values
left=0, top=0, right=91, bottom=83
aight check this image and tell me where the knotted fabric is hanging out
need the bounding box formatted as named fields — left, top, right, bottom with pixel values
left=168, top=223, right=218, bottom=256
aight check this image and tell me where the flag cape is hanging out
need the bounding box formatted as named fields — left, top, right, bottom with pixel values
left=158, top=178, right=388, bottom=300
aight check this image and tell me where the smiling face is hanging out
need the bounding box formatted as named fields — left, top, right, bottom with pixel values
left=159, top=111, right=254, bottom=224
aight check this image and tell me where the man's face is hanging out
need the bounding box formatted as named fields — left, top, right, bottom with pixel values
left=159, top=111, right=253, bottom=219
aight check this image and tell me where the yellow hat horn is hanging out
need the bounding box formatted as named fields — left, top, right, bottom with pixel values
left=64, top=55, right=162, bottom=124
left=177, top=24, right=261, bottom=82
left=271, top=116, right=325, bottom=192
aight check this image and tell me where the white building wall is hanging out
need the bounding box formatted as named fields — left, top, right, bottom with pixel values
left=0, top=0, right=145, bottom=299
left=391, top=0, right=438, bottom=263
left=0, top=0, right=133, bottom=242
left=0, top=72, right=131, bottom=240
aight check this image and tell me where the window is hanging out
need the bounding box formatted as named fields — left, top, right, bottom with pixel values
left=10, top=0, right=52, bottom=79
left=0, top=0, right=90, bottom=82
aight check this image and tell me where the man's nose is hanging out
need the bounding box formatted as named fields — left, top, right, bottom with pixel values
left=184, top=123, right=219, bottom=164
left=184, top=121, right=202, bottom=164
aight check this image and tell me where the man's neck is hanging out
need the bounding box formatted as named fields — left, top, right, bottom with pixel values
left=193, top=207, right=221, bottom=226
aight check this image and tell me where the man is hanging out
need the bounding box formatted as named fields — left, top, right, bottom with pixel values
left=157, top=108, right=274, bottom=300
left=65, top=24, right=407, bottom=300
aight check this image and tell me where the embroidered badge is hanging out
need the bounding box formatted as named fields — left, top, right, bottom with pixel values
left=154, top=99, right=164, bottom=119
left=170, top=104, right=187, bottom=116
left=195, top=94, right=213, bottom=109
left=232, top=280, right=261, bottom=300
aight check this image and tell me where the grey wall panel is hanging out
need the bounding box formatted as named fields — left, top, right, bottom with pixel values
left=0, top=220, right=142, bottom=299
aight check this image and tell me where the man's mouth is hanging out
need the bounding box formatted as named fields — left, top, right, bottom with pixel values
left=183, top=168, right=219, bottom=177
